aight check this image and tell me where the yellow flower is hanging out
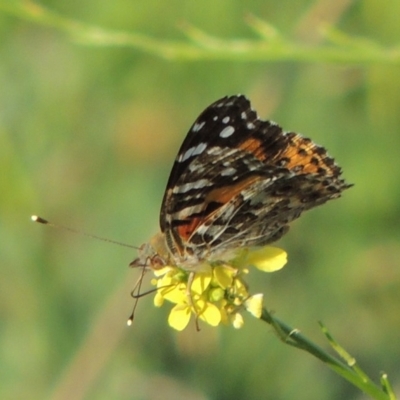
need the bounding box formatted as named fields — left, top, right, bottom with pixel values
left=150, top=246, right=287, bottom=330
left=167, top=290, right=222, bottom=331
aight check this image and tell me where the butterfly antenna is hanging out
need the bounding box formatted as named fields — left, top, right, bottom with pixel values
left=31, top=215, right=139, bottom=250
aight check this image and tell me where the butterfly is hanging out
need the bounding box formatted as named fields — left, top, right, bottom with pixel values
left=131, top=95, right=351, bottom=271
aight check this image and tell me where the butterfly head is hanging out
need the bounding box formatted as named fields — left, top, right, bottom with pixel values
left=130, top=232, right=171, bottom=270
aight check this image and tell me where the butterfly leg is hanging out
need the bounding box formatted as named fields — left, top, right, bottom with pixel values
left=127, top=265, right=147, bottom=326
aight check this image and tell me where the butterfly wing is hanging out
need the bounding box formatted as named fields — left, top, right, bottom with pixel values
left=160, top=95, right=351, bottom=261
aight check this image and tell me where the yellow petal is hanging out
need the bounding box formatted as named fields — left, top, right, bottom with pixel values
left=154, top=292, right=164, bottom=307
left=157, top=273, right=177, bottom=289
left=153, top=266, right=175, bottom=277
left=150, top=278, right=158, bottom=286
left=198, top=302, right=221, bottom=327
left=245, top=293, right=264, bottom=318
left=245, top=247, right=287, bottom=272
left=168, top=304, right=191, bottom=331
left=233, top=278, right=249, bottom=298
left=213, top=266, right=234, bottom=289
left=191, top=271, right=212, bottom=295
left=232, top=313, right=244, bottom=329
left=160, top=282, right=186, bottom=304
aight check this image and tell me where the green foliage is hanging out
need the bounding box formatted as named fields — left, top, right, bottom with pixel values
left=1, top=1, right=400, bottom=399
left=1, top=1, right=400, bottom=64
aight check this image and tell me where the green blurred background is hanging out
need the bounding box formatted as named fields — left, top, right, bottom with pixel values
left=2, top=1, right=400, bottom=399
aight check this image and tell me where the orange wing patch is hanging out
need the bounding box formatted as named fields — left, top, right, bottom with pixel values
left=176, top=175, right=263, bottom=242
left=238, top=137, right=268, bottom=162
left=176, top=217, right=203, bottom=242
left=205, top=175, right=261, bottom=204
left=275, top=134, right=334, bottom=175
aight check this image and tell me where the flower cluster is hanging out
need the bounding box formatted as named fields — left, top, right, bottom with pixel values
left=151, top=246, right=287, bottom=331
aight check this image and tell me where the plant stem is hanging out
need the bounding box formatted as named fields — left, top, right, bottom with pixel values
left=260, top=308, right=393, bottom=400
left=1, top=1, right=400, bottom=65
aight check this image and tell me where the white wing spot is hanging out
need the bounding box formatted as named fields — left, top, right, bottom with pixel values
left=213, top=115, right=218, bottom=121
left=222, top=116, right=230, bottom=124
left=172, top=205, right=202, bottom=220
left=179, top=142, right=207, bottom=162
left=172, top=178, right=211, bottom=194
left=221, top=167, right=237, bottom=176
left=246, top=122, right=255, bottom=129
left=189, top=163, right=206, bottom=173
left=208, top=147, right=236, bottom=158
left=192, top=121, right=205, bottom=132
left=219, top=126, right=235, bottom=138
left=192, top=142, right=207, bottom=156
left=241, top=112, right=247, bottom=120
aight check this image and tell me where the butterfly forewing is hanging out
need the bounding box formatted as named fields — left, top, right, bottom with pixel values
left=158, top=95, right=351, bottom=264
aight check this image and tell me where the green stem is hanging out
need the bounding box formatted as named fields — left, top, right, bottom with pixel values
left=1, top=0, right=400, bottom=65
left=260, top=308, right=394, bottom=400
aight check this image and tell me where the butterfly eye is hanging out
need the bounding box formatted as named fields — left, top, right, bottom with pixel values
left=150, top=254, right=167, bottom=269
